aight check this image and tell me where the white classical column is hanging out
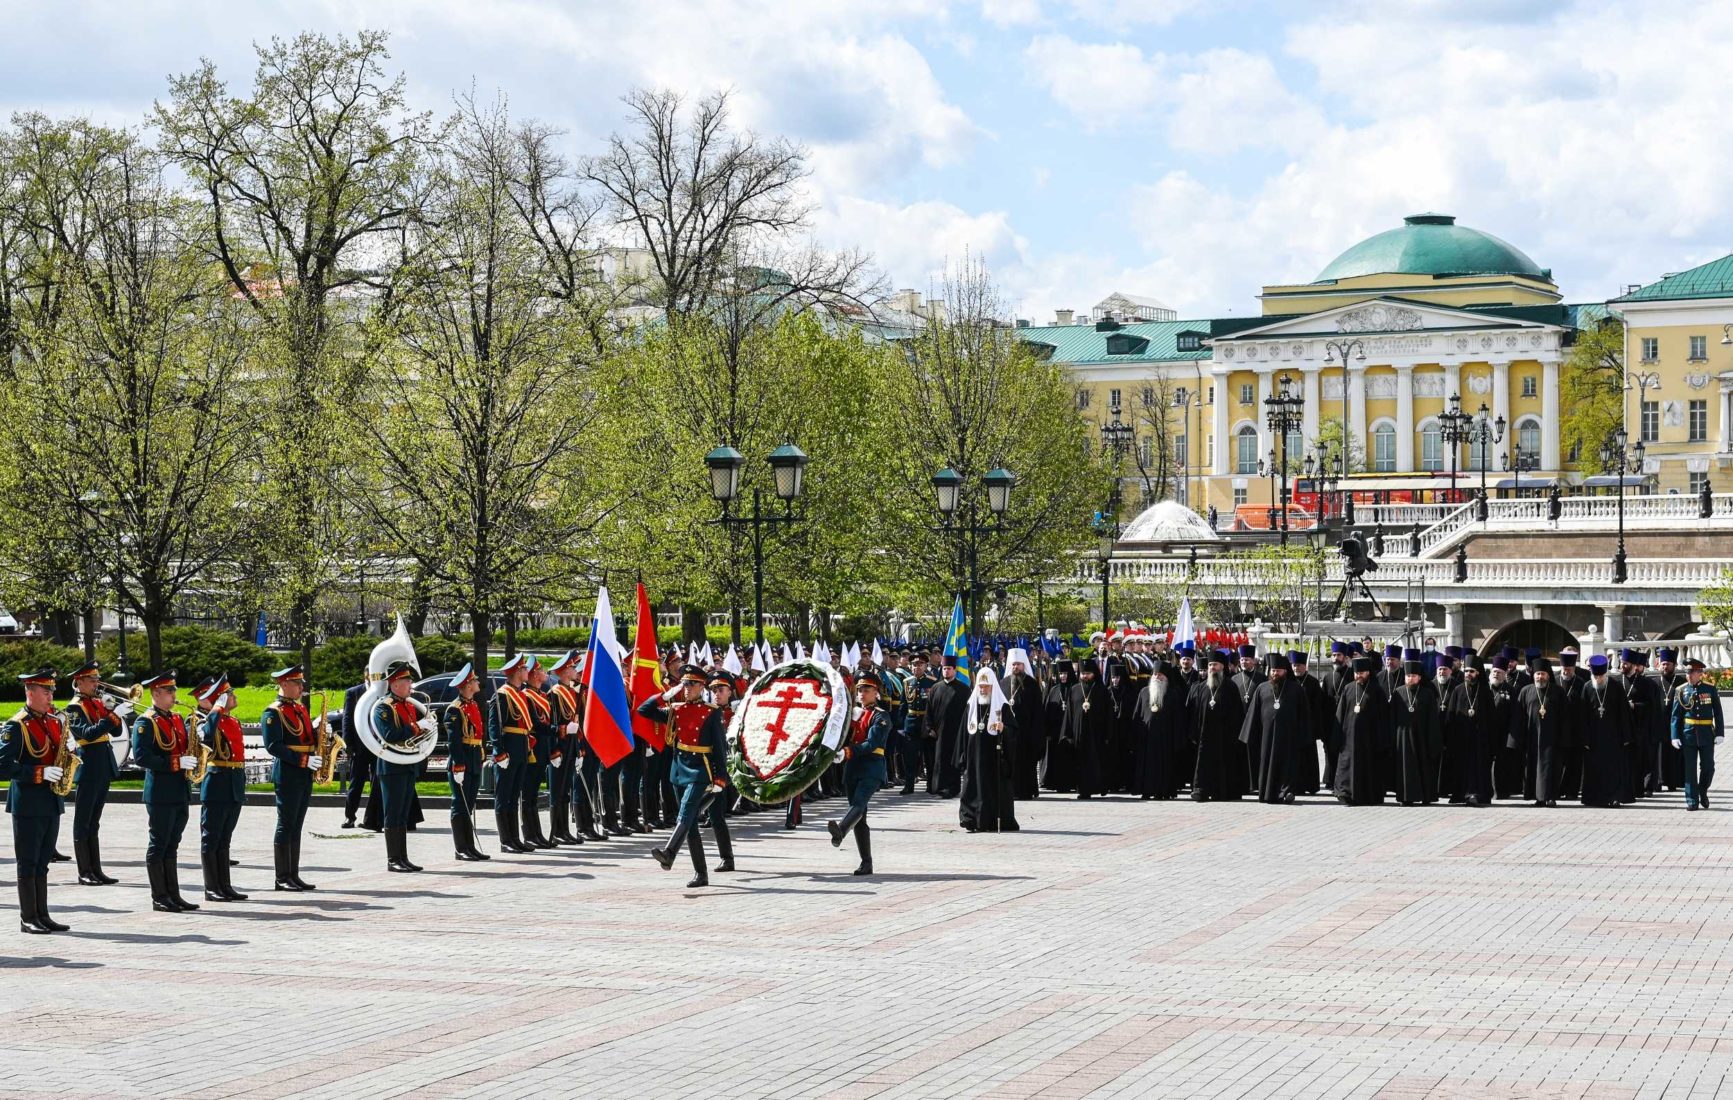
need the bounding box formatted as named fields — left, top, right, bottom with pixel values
left=1395, top=365, right=1415, bottom=472
left=1443, top=603, right=1463, bottom=649
left=1492, top=361, right=1511, bottom=463
left=1256, top=366, right=1275, bottom=460
left=1720, top=386, right=1733, bottom=455
left=1541, top=358, right=1561, bottom=469
left=1301, top=364, right=1321, bottom=448
left=1603, top=605, right=1626, bottom=645
left=1349, top=365, right=1368, bottom=464
left=1212, top=368, right=1231, bottom=474
left=1442, top=362, right=1462, bottom=402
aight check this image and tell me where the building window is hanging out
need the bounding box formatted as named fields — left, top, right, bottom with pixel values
left=1207, top=385, right=1215, bottom=405
left=1174, top=433, right=1188, bottom=469
left=1108, top=387, right=1122, bottom=410
left=1171, top=386, right=1187, bottom=407
left=1691, top=399, right=1708, bottom=442
left=1641, top=337, right=1659, bottom=362
left=1235, top=425, right=1259, bottom=474
left=1419, top=423, right=1443, bottom=471
left=1233, top=487, right=1248, bottom=507
left=1691, top=470, right=1710, bottom=494
left=1518, top=421, right=1541, bottom=463
left=1206, top=433, right=1213, bottom=459
left=1177, top=333, right=1202, bottom=351
left=1521, top=375, right=1537, bottom=397
left=1283, top=429, right=1302, bottom=466
left=1075, top=389, right=1090, bottom=410
left=1143, top=385, right=1157, bottom=407
left=1567, top=438, right=1581, bottom=463
left=1691, top=335, right=1708, bottom=360
left=1372, top=424, right=1396, bottom=472
left=1239, top=383, right=1254, bottom=405
left=1641, top=400, right=1659, bottom=443
left=1138, top=437, right=1153, bottom=467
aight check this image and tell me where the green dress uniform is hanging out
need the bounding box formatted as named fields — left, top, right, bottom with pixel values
left=1670, top=671, right=1723, bottom=810
left=638, top=668, right=730, bottom=888
left=197, top=696, right=249, bottom=902
left=65, top=678, right=123, bottom=885
left=899, top=669, right=936, bottom=794
left=486, top=668, right=535, bottom=853
left=518, top=680, right=556, bottom=849
left=372, top=677, right=425, bottom=873
left=545, top=662, right=584, bottom=845
left=829, top=679, right=892, bottom=875
left=260, top=668, right=318, bottom=891
left=1, top=674, right=70, bottom=933
left=131, top=676, right=199, bottom=913
left=442, top=664, right=489, bottom=861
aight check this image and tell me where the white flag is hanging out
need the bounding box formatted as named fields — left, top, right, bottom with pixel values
left=795, top=641, right=807, bottom=660
left=1174, top=597, right=1195, bottom=651
left=749, top=643, right=767, bottom=672
left=870, top=638, right=884, bottom=666
left=723, top=645, right=742, bottom=676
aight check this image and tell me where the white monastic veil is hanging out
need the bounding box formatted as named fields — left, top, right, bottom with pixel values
left=967, top=666, right=1008, bottom=735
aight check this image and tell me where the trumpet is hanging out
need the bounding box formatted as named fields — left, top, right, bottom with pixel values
left=50, top=709, right=79, bottom=797
left=310, top=692, right=342, bottom=784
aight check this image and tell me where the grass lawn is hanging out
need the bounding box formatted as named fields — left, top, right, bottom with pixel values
left=3, top=778, right=453, bottom=797
left=45, top=684, right=309, bottom=724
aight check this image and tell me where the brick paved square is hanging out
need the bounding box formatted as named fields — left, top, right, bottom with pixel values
left=4, top=793, right=1733, bottom=1098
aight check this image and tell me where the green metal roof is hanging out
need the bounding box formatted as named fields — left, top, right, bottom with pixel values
left=1015, top=318, right=1212, bottom=364
left=1613, top=254, right=1733, bottom=302
left=1313, top=214, right=1548, bottom=283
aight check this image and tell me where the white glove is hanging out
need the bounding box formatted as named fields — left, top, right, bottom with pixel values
left=495, top=756, right=510, bottom=770
left=644, top=746, right=655, bottom=757
left=417, top=715, right=436, bottom=735
left=550, top=753, right=564, bottom=769
left=1673, top=739, right=1683, bottom=749
left=1719, top=737, right=1726, bottom=746
left=115, top=702, right=135, bottom=722
left=178, top=755, right=197, bottom=770
left=451, top=768, right=466, bottom=783
left=307, top=754, right=324, bottom=771
left=564, top=720, right=580, bottom=736
left=42, top=766, right=64, bottom=784
left=661, top=684, right=682, bottom=702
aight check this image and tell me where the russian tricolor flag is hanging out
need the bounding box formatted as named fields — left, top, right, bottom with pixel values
left=580, top=585, right=635, bottom=768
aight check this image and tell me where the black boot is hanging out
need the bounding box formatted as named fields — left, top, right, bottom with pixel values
left=49, top=848, right=70, bottom=863
left=220, top=847, right=248, bottom=901
left=386, top=827, right=422, bottom=873
left=166, top=858, right=199, bottom=910
left=148, top=859, right=178, bottom=911
left=75, top=836, right=100, bottom=886
left=685, top=827, right=708, bottom=889
left=33, top=875, right=68, bottom=931
left=496, top=810, right=530, bottom=854
left=288, top=837, right=315, bottom=891
left=521, top=800, right=554, bottom=849
left=651, top=818, right=691, bottom=871
left=87, top=833, right=118, bottom=885
left=604, top=810, right=630, bottom=838
left=827, top=805, right=865, bottom=848
left=853, top=821, right=874, bottom=876
left=455, top=815, right=489, bottom=861
left=202, top=850, right=227, bottom=902
left=274, top=843, right=303, bottom=891
left=18, top=878, right=49, bottom=934
left=714, top=819, right=736, bottom=873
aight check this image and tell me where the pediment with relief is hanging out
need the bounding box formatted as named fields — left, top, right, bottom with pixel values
left=1215, top=297, right=1536, bottom=341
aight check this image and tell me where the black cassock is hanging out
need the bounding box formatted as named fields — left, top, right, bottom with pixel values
left=1068, top=677, right=1114, bottom=798
left=1618, top=671, right=1661, bottom=800
left=1293, top=672, right=1328, bottom=795
left=1333, top=679, right=1388, bottom=805
left=1647, top=671, right=1686, bottom=791
left=1186, top=677, right=1246, bottom=801
left=1576, top=676, right=1629, bottom=808
left=1443, top=679, right=1497, bottom=806
left=1489, top=680, right=1523, bottom=798
left=1008, top=672, right=1045, bottom=800
left=1231, top=669, right=1265, bottom=787
left=1107, top=668, right=1139, bottom=793
left=1041, top=676, right=1076, bottom=792
left=1553, top=671, right=1587, bottom=800
left=959, top=700, right=1019, bottom=831
left=924, top=677, right=969, bottom=797
left=1131, top=677, right=1184, bottom=799
left=1239, top=676, right=1309, bottom=803
left=1389, top=682, right=1442, bottom=805
left=1509, top=681, right=1569, bottom=803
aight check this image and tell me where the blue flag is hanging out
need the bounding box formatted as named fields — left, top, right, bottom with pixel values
left=942, top=597, right=972, bottom=685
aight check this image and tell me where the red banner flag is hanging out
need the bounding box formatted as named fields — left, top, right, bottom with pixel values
left=629, top=582, right=666, bottom=749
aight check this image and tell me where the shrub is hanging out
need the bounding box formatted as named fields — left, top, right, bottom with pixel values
left=515, top=627, right=589, bottom=649
left=311, top=633, right=471, bottom=689
left=0, top=639, right=86, bottom=701
left=95, top=626, right=275, bottom=687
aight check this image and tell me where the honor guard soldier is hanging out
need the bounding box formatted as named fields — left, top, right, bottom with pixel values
left=519, top=657, right=557, bottom=849
left=829, top=669, right=892, bottom=875
left=545, top=651, right=584, bottom=845
left=488, top=654, right=535, bottom=853
left=261, top=666, right=320, bottom=890
left=194, top=675, right=248, bottom=901
left=899, top=653, right=936, bottom=795
left=703, top=669, right=738, bottom=872
left=372, top=662, right=427, bottom=872
left=637, top=665, right=729, bottom=888
left=1, top=669, right=71, bottom=933
left=443, top=663, right=490, bottom=861
left=1670, top=657, right=1723, bottom=811
left=65, top=661, right=124, bottom=885
left=131, top=670, right=199, bottom=912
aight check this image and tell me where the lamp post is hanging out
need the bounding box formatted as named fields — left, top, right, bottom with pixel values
left=1322, top=337, right=1367, bottom=463
left=1464, top=402, right=1506, bottom=522
left=931, top=463, right=1016, bottom=638
left=705, top=442, right=809, bottom=644
left=1438, top=392, right=1473, bottom=505
left=1599, top=427, right=1645, bottom=584
left=1260, top=373, right=1304, bottom=546
left=1501, top=447, right=1538, bottom=497
left=1305, top=441, right=1346, bottom=531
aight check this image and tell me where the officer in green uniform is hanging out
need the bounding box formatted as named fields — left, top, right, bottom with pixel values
left=65, top=661, right=123, bottom=886
left=195, top=674, right=249, bottom=902
left=372, top=661, right=427, bottom=872
left=443, top=663, right=490, bottom=861
left=1, top=669, right=71, bottom=933
left=131, top=670, right=200, bottom=912
left=488, top=654, right=534, bottom=852
left=899, top=653, right=936, bottom=795
left=260, top=665, right=321, bottom=891
left=519, top=656, right=556, bottom=849
left=544, top=651, right=584, bottom=845
left=1669, top=657, right=1723, bottom=811
left=829, top=670, right=892, bottom=875
left=637, top=665, right=729, bottom=888
left=879, top=647, right=908, bottom=788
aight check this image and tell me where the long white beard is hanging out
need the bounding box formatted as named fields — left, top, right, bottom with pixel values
left=1151, top=679, right=1168, bottom=707
left=1207, top=671, right=1222, bottom=690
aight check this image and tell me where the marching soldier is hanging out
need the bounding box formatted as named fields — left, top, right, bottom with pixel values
left=828, top=669, right=892, bottom=875
left=488, top=654, right=535, bottom=853
left=1669, top=657, right=1723, bottom=811
left=261, top=666, right=321, bottom=891
left=131, top=670, right=199, bottom=912
left=443, top=663, right=489, bottom=861
left=519, top=658, right=556, bottom=849
left=195, top=675, right=248, bottom=901
left=638, top=665, right=728, bottom=888
left=372, top=661, right=428, bottom=871
left=545, top=651, right=584, bottom=845
left=703, top=669, right=738, bottom=872
left=1, top=669, right=71, bottom=933
left=65, top=661, right=124, bottom=885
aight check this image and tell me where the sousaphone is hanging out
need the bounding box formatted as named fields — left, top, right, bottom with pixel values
left=357, top=616, right=438, bottom=765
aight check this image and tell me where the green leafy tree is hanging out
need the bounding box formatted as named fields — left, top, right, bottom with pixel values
left=1562, top=316, right=1625, bottom=475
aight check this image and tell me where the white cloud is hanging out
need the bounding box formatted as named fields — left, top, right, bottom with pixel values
left=816, top=195, right=1029, bottom=296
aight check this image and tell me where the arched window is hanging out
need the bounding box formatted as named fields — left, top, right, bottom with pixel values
left=1235, top=424, right=1259, bottom=474
left=1372, top=421, right=1397, bottom=473
left=1418, top=419, right=1443, bottom=472
left=1516, top=417, right=1541, bottom=466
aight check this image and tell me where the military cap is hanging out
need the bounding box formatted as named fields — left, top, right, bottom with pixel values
left=549, top=649, right=581, bottom=673
left=678, top=664, right=706, bottom=684
left=385, top=660, right=416, bottom=683
left=16, top=667, right=57, bottom=688
left=450, top=662, right=478, bottom=690
left=855, top=669, right=885, bottom=693
left=196, top=674, right=230, bottom=703
left=69, top=661, right=100, bottom=681
left=137, top=670, right=177, bottom=690
left=1685, top=657, right=1707, bottom=670
left=272, top=665, right=306, bottom=683
left=498, top=654, right=530, bottom=674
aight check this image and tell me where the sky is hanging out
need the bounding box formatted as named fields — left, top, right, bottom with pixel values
left=3, top=0, right=1730, bottom=323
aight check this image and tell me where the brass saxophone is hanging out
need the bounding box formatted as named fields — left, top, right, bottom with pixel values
left=49, top=709, right=79, bottom=797
left=184, top=705, right=212, bottom=785
left=311, top=692, right=340, bottom=784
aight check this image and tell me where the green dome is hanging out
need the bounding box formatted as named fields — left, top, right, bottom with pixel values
left=1314, top=214, right=1547, bottom=283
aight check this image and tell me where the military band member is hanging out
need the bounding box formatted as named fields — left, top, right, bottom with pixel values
left=638, top=665, right=728, bottom=888
left=545, top=651, right=584, bottom=845
left=261, top=665, right=320, bottom=891
left=1, top=669, right=71, bottom=933
left=195, top=675, right=248, bottom=901
left=373, top=661, right=426, bottom=871
left=518, top=657, right=556, bottom=849
left=829, top=670, right=892, bottom=875
left=65, top=661, right=123, bottom=885
left=444, top=664, right=490, bottom=861
left=1670, top=657, right=1723, bottom=811
left=704, top=670, right=737, bottom=872
left=131, top=670, right=199, bottom=912
left=488, top=655, right=535, bottom=853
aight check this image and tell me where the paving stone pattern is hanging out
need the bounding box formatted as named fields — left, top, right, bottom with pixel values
left=4, top=792, right=1732, bottom=1098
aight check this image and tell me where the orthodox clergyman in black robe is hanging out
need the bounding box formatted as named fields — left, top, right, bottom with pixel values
left=1319, top=646, right=1354, bottom=789
left=1488, top=659, right=1523, bottom=799
left=959, top=670, right=1019, bottom=832
left=1617, top=650, right=1660, bottom=801
left=1333, top=657, right=1388, bottom=805
left=1004, top=650, right=1045, bottom=801
left=1132, top=663, right=1183, bottom=799
left=1041, top=662, right=1077, bottom=792
left=1388, top=662, right=1442, bottom=805
left=1647, top=653, right=1687, bottom=792
left=1068, top=660, right=1114, bottom=799
left=923, top=658, right=970, bottom=798
left=1290, top=653, right=1327, bottom=796
left=1238, top=653, right=1309, bottom=804
left=1106, top=659, right=1138, bottom=793
left=1444, top=656, right=1496, bottom=807
left=1510, top=658, right=1569, bottom=805
left=1577, top=658, right=1629, bottom=808
left=1186, top=652, right=1246, bottom=801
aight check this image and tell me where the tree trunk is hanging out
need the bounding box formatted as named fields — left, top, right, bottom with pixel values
left=503, top=612, right=517, bottom=659
left=82, top=605, right=98, bottom=661
left=470, top=607, right=491, bottom=706
left=681, top=606, right=708, bottom=647
left=142, top=602, right=166, bottom=671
